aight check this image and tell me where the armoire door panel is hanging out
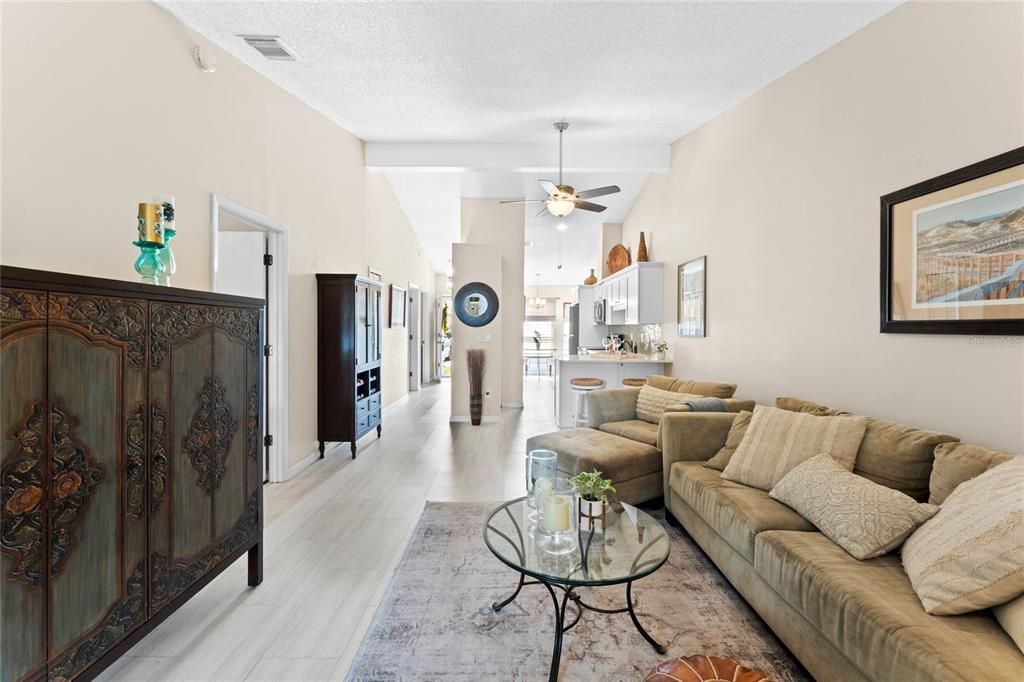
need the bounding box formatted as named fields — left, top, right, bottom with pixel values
left=44, top=293, right=148, bottom=678
left=170, top=327, right=214, bottom=560
left=0, top=288, right=48, bottom=682
left=212, top=330, right=246, bottom=539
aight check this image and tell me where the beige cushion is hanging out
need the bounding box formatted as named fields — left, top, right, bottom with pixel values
left=769, top=454, right=938, bottom=560
left=755, top=530, right=1024, bottom=681
left=646, top=375, right=737, bottom=399
left=854, top=417, right=958, bottom=502
left=721, top=405, right=868, bottom=491
left=775, top=396, right=850, bottom=416
left=994, top=594, right=1024, bottom=654
left=929, top=441, right=1015, bottom=505
left=526, top=428, right=662, bottom=484
left=669, top=462, right=815, bottom=562
left=902, top=458, right=1024, bottom=615
left=703, top=410, right=752, bottom=471
left=636, top=385, right=699, bottom=424
left=599, top=419, right=658, bottom=447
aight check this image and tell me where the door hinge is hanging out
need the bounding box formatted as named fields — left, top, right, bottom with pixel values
left=263, top=254, right=273, bottom=266
left=264, top=434, right=274, bottom=447
left=264, top=344, right=273, bottom=357
left=409, top=371, right=413, bottom=377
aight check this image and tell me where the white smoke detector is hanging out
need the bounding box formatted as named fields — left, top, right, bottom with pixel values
left=237, top=35, right=300, bottom=61
left=193, top=46, right=217, bottom=73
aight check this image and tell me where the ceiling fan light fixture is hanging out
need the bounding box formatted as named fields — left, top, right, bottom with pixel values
left=547, top=199, right=574, bottom=217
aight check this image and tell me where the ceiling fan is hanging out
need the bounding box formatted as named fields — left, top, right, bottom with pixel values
left=501, top=121, right=620, bottom=218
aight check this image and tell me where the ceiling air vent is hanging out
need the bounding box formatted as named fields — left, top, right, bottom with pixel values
left=237, top=35, right=299, bottom=61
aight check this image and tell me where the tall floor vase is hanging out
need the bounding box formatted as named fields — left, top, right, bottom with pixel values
left=469, top=394, right=483, bottom=425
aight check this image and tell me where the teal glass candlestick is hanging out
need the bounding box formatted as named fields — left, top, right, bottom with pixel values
left=158, top=228, right=177, bottom=286
left=133, top=240, right=166, bottom=285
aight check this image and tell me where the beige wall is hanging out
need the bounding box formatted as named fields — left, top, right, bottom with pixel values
left=1, top=1, right=437, bottom=468
left=623, top=1, right=1024, bottom=453
left=460, top=199, right=525, bottom=407
left=450, top=243, right=503, bottom=420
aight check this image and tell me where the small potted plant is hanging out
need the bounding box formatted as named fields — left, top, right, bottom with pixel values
left=569, top=470, right=615, bottom=533
left=654, top=341, right=669, bottom=360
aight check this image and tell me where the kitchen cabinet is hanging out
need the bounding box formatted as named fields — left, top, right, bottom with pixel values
left=602, top=263, right=664, bottom=325
left=0, top=267, right=263, bottom=681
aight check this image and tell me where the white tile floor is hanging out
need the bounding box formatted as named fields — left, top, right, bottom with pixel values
left=98, top=378, right=557, bottom=681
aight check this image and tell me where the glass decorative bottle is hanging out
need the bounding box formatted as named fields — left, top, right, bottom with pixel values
left=133, top=241, right=166, bottom=285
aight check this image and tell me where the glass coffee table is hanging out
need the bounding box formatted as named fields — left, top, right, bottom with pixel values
left=483, top=497, right=670, bottom=681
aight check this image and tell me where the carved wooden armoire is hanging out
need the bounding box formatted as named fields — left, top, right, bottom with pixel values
left=0, top=267, right=264, bottom=681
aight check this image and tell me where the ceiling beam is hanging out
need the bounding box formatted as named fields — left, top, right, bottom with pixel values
left=365, top=142, right=670, bottom=173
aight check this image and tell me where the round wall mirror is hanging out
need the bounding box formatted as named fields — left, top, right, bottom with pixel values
left=453, top=282, right=499, bottom=327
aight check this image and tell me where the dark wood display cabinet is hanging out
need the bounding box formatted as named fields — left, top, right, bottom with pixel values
left=0, top=266, right=264, bottom=681
left=317, top=274, right=383, bottom=459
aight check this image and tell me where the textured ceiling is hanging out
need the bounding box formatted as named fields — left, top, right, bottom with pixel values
left=159, top=1, right=897, bottom=144
left=159, top=1, right=898, bottom=281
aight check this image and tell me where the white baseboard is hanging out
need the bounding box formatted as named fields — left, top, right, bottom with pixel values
left=501, top=402, right=524, bottom=409
left=287, top=448, right=322, bottom=479
left=449, top=415, right=501, bottom=423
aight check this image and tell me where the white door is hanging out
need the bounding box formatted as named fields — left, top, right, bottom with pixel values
left=216, top=232, right=266, bottom=297
left=408, top=283, right=421, bottom=391
left=420, top=290, right=430, bottom=384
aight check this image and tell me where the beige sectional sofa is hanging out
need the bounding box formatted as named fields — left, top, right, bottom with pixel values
left=526, top=376, right=753, bottom=504
left=661, top=398, right=1024, bottom=681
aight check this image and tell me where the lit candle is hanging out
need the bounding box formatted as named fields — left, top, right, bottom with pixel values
left=543, top=495, right=571, bottom=533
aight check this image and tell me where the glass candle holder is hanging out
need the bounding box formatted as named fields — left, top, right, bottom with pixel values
left=158, top=228, right=177, bottom=286
left=133, top=240, right=166, bottom=285
left=536, top=477, right=576, bottom=555
left=526, top=449, right=557, bottom=512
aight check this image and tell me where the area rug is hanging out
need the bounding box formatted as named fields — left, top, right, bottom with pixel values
left=346, top=502, right=809, bottom=681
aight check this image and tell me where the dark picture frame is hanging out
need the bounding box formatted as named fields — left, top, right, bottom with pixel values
left=389, top=284, right=406, bottom=328
left=678, top=256, right=706, bottom=337
left=880, top=147, right=1024, bottom=335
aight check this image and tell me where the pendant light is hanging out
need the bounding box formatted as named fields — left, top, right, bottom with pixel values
left=528, top=273, right=546, bottom=310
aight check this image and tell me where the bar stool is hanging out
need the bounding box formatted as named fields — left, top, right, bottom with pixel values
left=622, top=377, right=647, bottom=387
left=570, top=377, right=606, bottom=427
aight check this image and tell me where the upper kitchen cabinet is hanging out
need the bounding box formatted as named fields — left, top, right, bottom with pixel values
left=603, top=263, right=664, bottom=325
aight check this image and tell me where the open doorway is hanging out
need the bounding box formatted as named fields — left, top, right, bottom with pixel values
left=210, top=194, right=290, bottom=483
left=437, top=294, right=452, bottom=379
left=421, top=289, right=430, bottom=384
left=408, top=283, right=421, bottom=392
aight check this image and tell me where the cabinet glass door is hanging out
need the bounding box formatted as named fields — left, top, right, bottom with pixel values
left=355, top=284, right=368, bottom=367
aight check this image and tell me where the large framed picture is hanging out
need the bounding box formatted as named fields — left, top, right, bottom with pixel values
left=881, top=147, right=1024, bottom=335
left=390, top=284, right=406, bottom=328
left=678, top=256, right=706, bottom=337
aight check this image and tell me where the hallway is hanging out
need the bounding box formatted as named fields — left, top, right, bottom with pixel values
left=99, top=380, right=556, bottom=681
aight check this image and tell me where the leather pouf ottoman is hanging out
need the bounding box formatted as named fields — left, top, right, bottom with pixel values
left=645, top=654, right=770, bottom=682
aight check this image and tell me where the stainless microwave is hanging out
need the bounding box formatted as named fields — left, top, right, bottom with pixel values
left=593, top=298, right=607, bottom=325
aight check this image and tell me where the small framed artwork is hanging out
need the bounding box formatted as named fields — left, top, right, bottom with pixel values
left=678, top=256, right=706, bottom=337
left=368, top=267, right=383, bottom=282
left=881, top=147, right=1024, bottom=335
left=390, top=284, right=406, bottom=328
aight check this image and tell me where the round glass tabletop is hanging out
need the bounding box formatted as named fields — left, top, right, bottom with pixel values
left=483, top=497, right=670, bottom=587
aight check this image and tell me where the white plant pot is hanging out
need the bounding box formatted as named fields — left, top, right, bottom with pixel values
left=577, top=497, right=606, bottom=534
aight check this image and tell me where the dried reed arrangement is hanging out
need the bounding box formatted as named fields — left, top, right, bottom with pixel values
left=467, top=349, right=486, bottom=395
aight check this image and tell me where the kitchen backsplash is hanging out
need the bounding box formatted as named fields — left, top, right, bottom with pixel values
left=608, top=324, right=664, bottom=353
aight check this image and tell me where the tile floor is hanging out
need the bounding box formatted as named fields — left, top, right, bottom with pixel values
left=98, top=378, right=557, bottom=681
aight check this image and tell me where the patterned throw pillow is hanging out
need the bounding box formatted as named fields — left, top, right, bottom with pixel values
left=636, top=385, right=698, bottom=424
left=704, top=411, right=752, bottom=471
left=721, top=405, right=868, bottom=491
left=770, top=454, right=938, bottom=560
left=902, top=458, right=1024, bottom=615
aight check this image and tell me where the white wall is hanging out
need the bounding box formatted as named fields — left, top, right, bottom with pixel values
left=451, top=243, right=503, bottom=420
left=623, top=1, right=1024, bottom=453
left=460, top=199, right=525, bottom=408
left=1, top=1, right=437, bottom=467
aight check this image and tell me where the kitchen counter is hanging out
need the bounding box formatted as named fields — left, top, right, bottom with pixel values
left=552, top=354, right=671, bottom=427
left=556, top=353, right=671, bottom=364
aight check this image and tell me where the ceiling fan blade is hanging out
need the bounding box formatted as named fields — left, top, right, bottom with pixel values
left=538, top=180, right=559, bottom=197
left=535, top=205, right=551, bottom=218
left=573, top=200, right=607, bottom=213
left=575, top=185, right=620, bottom=200
left=499, top=199, right=546, bottom=204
